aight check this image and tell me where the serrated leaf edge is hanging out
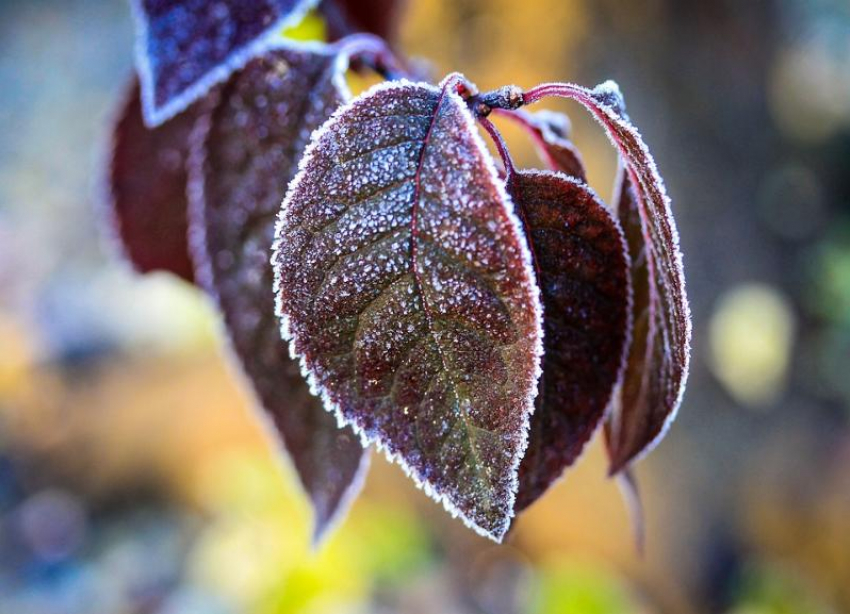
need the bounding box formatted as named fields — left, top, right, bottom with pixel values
left=272, top=74, right=545, bottom=541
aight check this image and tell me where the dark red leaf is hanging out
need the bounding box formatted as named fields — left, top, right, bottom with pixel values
left=106, top=76, right=205, bottom=283
left=273, top=74, right=544, bottom=540
left=508, top=171, right=630, bottom=511
left=603, top=162, right=674, bottom=472
left=498, top=109, right=586, bottom=181
left=523, top=81, right=692, bottom=473
left=132, top=0, right=318, bottom=125
left=320, top=0, right=407, bottom=44
left=188, top=44, right=369, bottom=542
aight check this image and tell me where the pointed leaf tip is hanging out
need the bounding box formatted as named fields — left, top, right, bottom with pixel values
left=188, top=46, right=368, bottom=541
left=274, top=75, right=544, bottom=540
left=132, top=0, right=320, bottom=125
left=616, top=468, right=645, bottom=555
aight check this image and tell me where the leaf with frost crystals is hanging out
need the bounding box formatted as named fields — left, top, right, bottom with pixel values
left=603, top=160, right=679, bottom=473
left=508, top=171, right=630, bottom=511
left=106, top=76, right=207, bottom=283
left=273, top=74, right=543, bottom=541
left=188, top=44, right=370, bottom=543
left=131, top=0, right=319, bottom=126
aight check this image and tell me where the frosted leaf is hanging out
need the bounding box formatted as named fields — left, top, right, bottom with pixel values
left=603, top=160, right=681, bottom=472
left=508, top=171, right=630, bottom=511
left=188, top=45, right=369, bottom=542
left=131, top=0, right=319, bottom=126
left=106, top=76, right=209, bottom=283
left=274, top=74, right=543, bottom=541
left=503, top=109, right=586, bottom=181
left=321, top=0, right=407, bottom=43
left=569, top=83, right=691, bottom=473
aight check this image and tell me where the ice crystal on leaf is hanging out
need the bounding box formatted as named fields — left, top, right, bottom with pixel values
left=273, top=75, right=544, bottom=541
left=188, top=43, right=374, bottom=543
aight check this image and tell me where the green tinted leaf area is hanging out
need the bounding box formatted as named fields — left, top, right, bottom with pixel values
left=510, top=171, right=630, bottom=511
left=190, top=48, right=366, bottom=541
left=275, top=77, right=542, bottom=539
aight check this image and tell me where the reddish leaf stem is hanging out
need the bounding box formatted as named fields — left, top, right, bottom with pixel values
left=477, top=115, right=515, bottom=183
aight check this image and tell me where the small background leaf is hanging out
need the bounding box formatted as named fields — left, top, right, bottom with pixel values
left=274, top=76, right=543, bottom=540
left=502, top=109, right=586, bottom=181
left=320, top=0, right=407, bottom=44
left=189, top=45, right=368, bottom=541
left=106, top=76, right=204, bottom=283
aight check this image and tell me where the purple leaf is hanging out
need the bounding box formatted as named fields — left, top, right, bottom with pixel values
left=507, top=171, right=630, bottom=511
left=188, top=44, right=370, bottom=543
left=522, top=81, right=691, bottom=473
left=105, top=76, right=206, bottom=283
left=603, top=162, right=672, bottom=473
left=320, top=0, right=407, bottom=44
left=131, top=0, right=319, bottom=126
left=498, top=109, right=586, bottom=181
left=273, top=74, right=544, bottom=541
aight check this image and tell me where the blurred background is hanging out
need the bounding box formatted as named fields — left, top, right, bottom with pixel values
left=1, top=0, right=849, bottom=612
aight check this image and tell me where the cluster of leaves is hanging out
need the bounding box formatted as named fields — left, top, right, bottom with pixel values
left=105, top=0, right=691, bottom=543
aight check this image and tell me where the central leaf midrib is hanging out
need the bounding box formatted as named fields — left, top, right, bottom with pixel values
left=407, top=84, right=492, bottom=498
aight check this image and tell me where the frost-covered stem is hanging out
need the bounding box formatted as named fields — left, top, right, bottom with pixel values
left=333, top=33, right=408, bottom=81
left=477, top=115, right=515, bottom=183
